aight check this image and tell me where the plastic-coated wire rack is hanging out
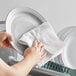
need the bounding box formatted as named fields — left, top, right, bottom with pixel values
left=42, top=61, right=76, bottom=76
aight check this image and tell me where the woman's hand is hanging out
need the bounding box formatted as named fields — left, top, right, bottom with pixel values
left=24, top=40, right=46, bottom=65
left=0, top=31, right=13, bottom=48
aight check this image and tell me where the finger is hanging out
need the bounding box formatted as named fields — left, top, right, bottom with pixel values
left=0, top=43, right=3, bottom=48
left=0, top=32, right=7, bottom=42
left=7, top=44, right=14, bottom=49
left=38, top=42, right=43, bottom=48
left=40, top=46, right=46, bottom=56
left=40, top=45, right=44, bottom=51
left=32, top=39, right=38, bottom=47
left=3, top=39, right=14, bottom=48
left=5, top=33, right=13, bottom=41
left=0, top=32, right=13, bottom=42
left=41, top=52, right=47, bottom=59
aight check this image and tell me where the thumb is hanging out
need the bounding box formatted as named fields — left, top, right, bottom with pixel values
left=0, top=32, right=13, bottom=43
left=0, top=32, right=7, bottom=42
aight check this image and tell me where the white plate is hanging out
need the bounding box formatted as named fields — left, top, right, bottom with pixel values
left=6, top=7, right=46, bottom=55
left=56, top=26, right=76, bottom=69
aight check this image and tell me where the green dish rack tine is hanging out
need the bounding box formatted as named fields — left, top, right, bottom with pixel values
left=69, top=69, right=76, bottom=76
left=42, top=61, right=76, bottom=76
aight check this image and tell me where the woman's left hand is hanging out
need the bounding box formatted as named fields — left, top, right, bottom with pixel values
left=0, top=31, right=13, bottom=48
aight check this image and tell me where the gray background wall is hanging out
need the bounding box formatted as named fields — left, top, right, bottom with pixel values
left=0, top=0, right=76, bottom=33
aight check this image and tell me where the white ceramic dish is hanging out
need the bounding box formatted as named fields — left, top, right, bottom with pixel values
left=56, top=26, right=76, bottom=69
left=6, top=7, right=46, bottom=55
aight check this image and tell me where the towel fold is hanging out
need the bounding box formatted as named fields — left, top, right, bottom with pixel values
left=18, top=22, right=64, bottom=67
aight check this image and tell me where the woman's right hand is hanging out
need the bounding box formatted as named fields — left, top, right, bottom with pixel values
left=23, top=40, right=46, bottom=65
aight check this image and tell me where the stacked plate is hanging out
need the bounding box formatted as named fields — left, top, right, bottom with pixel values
left=55, top=26, right=76, bottom=69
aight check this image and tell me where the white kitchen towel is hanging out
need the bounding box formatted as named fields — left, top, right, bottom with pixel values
left=18, top=22, right=64, bottom=67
